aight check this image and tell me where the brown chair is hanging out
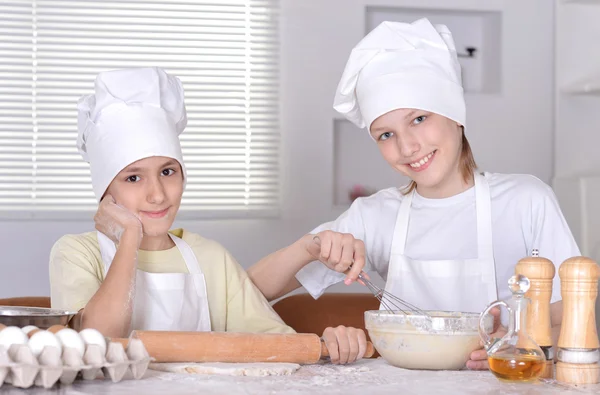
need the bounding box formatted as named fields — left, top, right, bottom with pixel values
left=0, top=297, right=51, bottom=308
left=272, top=292, right=379, bottom=356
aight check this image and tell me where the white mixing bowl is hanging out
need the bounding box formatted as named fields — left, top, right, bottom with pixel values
left=365, top=310, right=493, bottom=370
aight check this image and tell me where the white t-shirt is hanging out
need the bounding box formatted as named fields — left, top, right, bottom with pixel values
left=296, top=172, right=580, bottom=306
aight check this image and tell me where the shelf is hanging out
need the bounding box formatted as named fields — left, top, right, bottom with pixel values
left=561, top=78, right=600, bottom=95
left=562, top=0, right=600, bottom=5
left=365, top=6, right=502, bottom=94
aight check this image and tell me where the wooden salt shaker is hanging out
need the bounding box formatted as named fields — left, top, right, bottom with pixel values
left=556, top=256, right=600, bottom=384
left=515, top=249, right=555, bottom=379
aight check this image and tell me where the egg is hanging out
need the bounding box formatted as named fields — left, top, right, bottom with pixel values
left=47, top=325, right=66, bottom=334
left=21, top=325, right=38, bottom=335
left=55, top=328, right=85, bottom=358
left=0, top=326, right=30, bottom=349
left=79, top=328, right=107, bottom=356
left=28, top=330, right=62, bottom=357
left=27, top=329, right=42, bottom=338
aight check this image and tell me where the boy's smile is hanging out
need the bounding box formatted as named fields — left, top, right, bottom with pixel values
left=105, top=156, right=184, bottom=250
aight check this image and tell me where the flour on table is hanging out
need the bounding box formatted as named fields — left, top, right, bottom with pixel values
left=149, top=362, right=301, bottom=376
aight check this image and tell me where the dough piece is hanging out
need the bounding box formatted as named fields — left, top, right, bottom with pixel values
left=150, top=362, right=300, bottom=376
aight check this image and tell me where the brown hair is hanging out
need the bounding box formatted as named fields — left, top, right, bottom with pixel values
left=401, top=127, right=476, bottom=195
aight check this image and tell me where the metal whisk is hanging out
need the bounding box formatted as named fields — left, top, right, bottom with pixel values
left=310, top=236, right=429, bottom=317
left=357, top=272, right=430, bottom=317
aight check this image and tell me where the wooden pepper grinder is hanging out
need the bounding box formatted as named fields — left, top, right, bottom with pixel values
left=515, top=249, right=555, bottom=379
left=556, top=256, right=600, bottom=384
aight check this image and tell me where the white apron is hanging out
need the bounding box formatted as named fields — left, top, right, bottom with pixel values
left=98, top=231, right=212, bottom=331
left=382, top=172, right=498, bottom=313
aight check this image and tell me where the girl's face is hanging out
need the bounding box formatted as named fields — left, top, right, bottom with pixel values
left=370, top=109, right=465, bottom=198
left=106, top=156, right=183, bottom=238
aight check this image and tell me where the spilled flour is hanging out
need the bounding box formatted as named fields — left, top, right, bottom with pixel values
left=58, top=358, right=599, bottom=395
left=149, top=362, right=300, bottom=376
left=148, top=361, right=371, bottom=378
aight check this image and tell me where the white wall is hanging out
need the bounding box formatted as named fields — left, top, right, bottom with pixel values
left=555, top=2, right=600, bottom=178
left=0, top=0, right=556, bottom=300
left=280, top=0, right=555, bottom=225
left=552, top=0, right=600, bottom=252
left=552, top=0, right=600, bottom=332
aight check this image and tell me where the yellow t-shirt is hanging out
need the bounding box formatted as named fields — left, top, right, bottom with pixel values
left=49, top=229, right=294, bottom=334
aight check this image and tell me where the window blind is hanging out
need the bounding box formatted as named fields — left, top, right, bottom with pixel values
left=0, top=0, right=280, bottom=218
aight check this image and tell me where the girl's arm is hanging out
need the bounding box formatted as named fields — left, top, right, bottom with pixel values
left=248, top=232, right=366, bottom=302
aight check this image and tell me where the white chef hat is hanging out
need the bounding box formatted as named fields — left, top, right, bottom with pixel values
left=77, top=67, right=188, bottom=201
left=333, top=18, right=465, bottom=132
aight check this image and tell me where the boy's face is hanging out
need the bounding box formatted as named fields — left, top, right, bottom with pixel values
left=106, top=156, right=183, bottom=238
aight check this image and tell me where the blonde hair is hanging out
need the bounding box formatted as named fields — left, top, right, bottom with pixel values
left=402, top=127, right=476, bottom=195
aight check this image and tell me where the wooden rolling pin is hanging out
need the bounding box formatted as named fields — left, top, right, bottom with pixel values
left=112, top=331, right=375, bottom=364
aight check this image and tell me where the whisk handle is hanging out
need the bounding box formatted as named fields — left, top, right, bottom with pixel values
left=320, top=340, right=376, bottom=359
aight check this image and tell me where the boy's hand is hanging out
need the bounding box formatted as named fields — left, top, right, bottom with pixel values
left=321, top=325, right=368, bottom=365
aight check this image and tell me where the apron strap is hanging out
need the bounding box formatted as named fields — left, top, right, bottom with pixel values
left=390, top=189, right=413, bottom=255
left=474, top=172, right=494, bottom=260
left=169, top=233, right=202, bottom=275
left=473, top=172, right=497, bottom=293
left=98, top=232, right=116, bottom=276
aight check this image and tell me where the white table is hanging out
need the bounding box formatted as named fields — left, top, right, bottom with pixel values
left=1, top=358, right=599, bottom=394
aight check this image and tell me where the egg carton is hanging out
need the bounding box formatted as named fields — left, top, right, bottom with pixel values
left=0, top=338, right=152, bottom=389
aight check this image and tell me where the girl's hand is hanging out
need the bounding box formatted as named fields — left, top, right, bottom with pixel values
left=466, top=307, right=505, bottom=370
left=305, top=230, right=367, bottom=285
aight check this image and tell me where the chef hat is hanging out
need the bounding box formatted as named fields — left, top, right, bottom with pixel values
left=333, top=18, right=465, bottom=132
left=77, top=67, right=188, bottom=201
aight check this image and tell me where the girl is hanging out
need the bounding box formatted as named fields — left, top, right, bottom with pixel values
left=49, top=67, right=366, bottom=364
left=248, top=19, right=580, bottom=370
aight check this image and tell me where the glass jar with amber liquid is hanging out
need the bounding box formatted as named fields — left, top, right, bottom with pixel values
left=479, top=275, right=546, bottom=382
